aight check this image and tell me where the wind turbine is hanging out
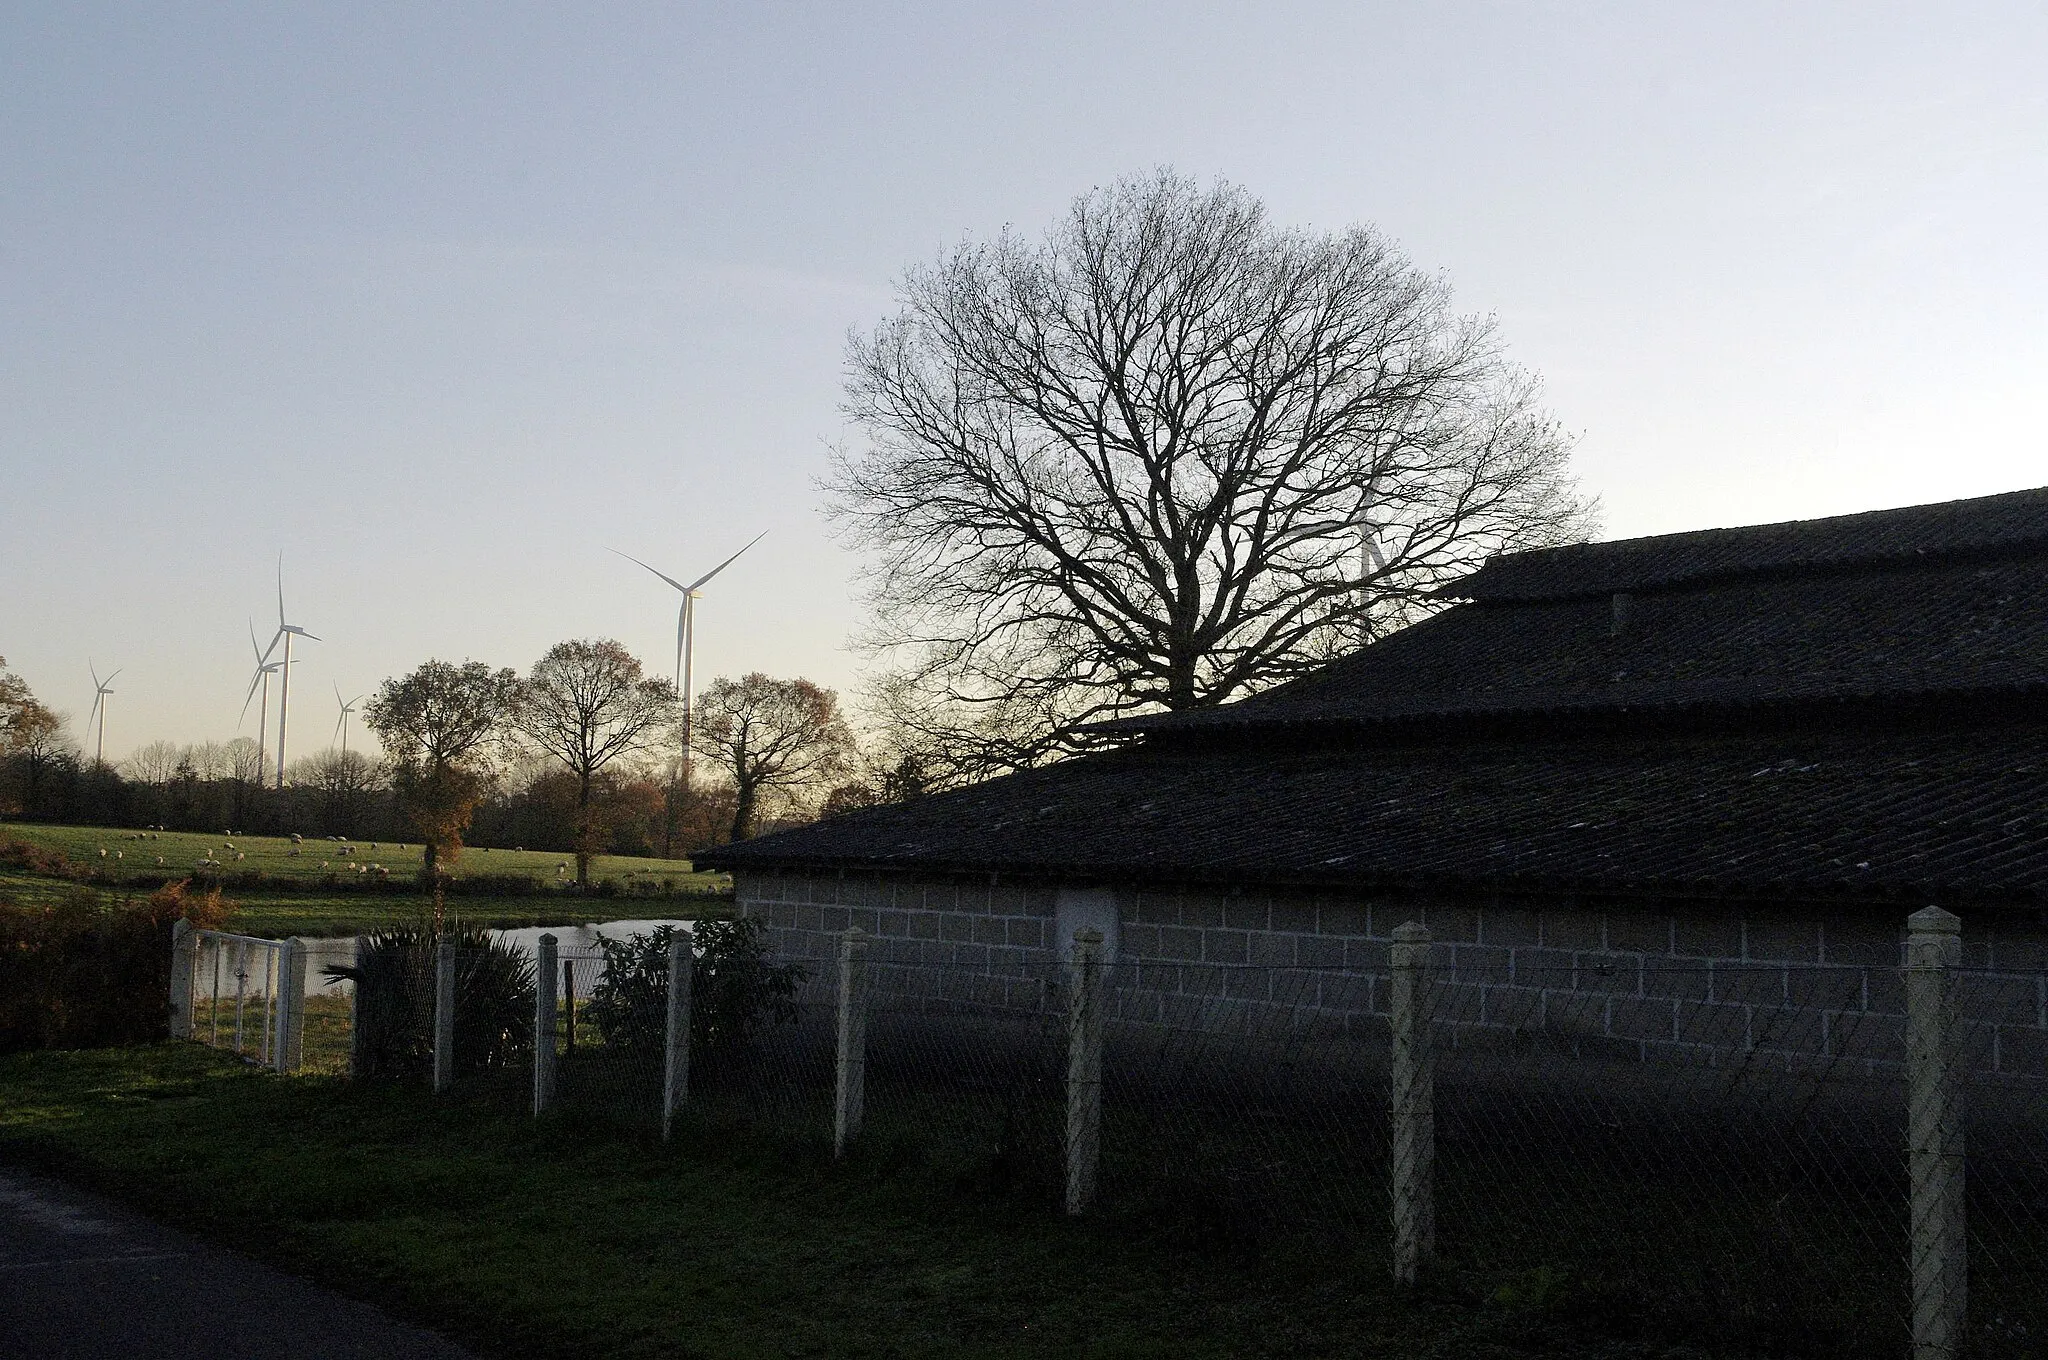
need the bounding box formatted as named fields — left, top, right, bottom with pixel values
left=610, top=532, right=765, bottom=794
left=333, top=685, right=365, bottom=756
left=262, top=556, right=319, bottom=788
left=86, top=663, right=120, bottom=765
left=241, top=621, right=284, bottom=787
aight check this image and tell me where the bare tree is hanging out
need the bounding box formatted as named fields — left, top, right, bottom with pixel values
left=185, top=741, right=234, bottom=783
left=123, top=740, right=181, bottom=788
left=515, top=640, right=678, bottom=884
left=693, top=673, right=856, bottom=841
left=294, top=748, right=384, bottom=834
left=226, top=737, right=267, bottom=786
left=829, top=169, right=1594, bottom=776
left=364, top=659, right=522, bottom=890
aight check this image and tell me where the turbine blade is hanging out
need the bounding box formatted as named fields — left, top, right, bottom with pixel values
left=240, top=668, right=265, bottom=723
left=609, top=548, right=689, bottom=594
left=89, top=661, right=101, bottom=689
left=298, top=629, right=321, bottom=642
left=277, top=553, right=286, bottom=628
left=684, top=531, right=767, bottom=592
left=104, top=670, right=121, bottom=687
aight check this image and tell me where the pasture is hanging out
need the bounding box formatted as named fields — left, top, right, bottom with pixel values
left=4, top=822, right=711, bottom=889
left=0, top=822, right=731, bottom=936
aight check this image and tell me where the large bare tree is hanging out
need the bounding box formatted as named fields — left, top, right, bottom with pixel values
left=692, top=673, right=856, bottom=842
left=830, top=170, right=1594, bottom=777
left=516, top=640, right=678, bottom=884
left=364, top=659, right=522, bottom=888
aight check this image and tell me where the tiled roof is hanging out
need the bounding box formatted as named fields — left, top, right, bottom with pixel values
left=1105, top=552, right=2048, bottom=735
left=1447, top=485, right=2048, bottom=602
left=703, top=487, right=2048, bottom=900
left=699, top=720, right=2048, bottom=903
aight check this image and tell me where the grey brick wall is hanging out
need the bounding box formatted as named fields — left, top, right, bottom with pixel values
left=732, top=869, right=2048, bottom=1077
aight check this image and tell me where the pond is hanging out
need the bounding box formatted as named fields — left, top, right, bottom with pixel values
left=278, top=920, right=696, bottom=998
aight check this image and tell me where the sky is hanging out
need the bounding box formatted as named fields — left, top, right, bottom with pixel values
left=3, top=1, right=2045, bottom=763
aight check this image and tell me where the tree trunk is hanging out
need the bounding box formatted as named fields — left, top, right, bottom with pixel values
left=575, top=770, right=593, bottom=887
left=730, top=778, right=757, bottom=843
left=422, top=838, right=439, bottom=883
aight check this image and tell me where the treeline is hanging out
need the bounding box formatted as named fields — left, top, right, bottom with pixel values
left=0, top=744, right=750, bottom=857
left=1, top=649, right=924, bottom=861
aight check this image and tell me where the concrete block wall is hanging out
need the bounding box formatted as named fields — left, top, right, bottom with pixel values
left=734, top=870, right=2048, bottom=1077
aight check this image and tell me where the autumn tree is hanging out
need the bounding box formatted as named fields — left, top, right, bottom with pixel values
left=515, top=640, right=677, bottom=885
left=693, top=673, right=856, bottom=841
left=0, top=656, right=62, bottom=815
left=364, top=660, right=522, bottom=887
left=829, top=170, right=1593, bottom=779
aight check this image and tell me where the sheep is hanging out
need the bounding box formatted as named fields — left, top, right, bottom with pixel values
left=98, top=847, right=107, bottom=858
left=155, top=856, right=164, bottom=866
left=234, top=851, right=245, bottom=862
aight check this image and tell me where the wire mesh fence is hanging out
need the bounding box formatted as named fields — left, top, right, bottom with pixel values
left=172, top=913, right=2048, bottom=1357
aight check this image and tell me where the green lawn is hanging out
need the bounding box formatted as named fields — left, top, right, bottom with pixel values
left=0, top=1043, right=1715, bottom=1360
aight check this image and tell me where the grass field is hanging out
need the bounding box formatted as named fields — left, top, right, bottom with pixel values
left=0, top=822, right=731, bottom=937
left=3, top=821, right=719, bottom=889
left=0, top=1042, right=1720, bottom=1360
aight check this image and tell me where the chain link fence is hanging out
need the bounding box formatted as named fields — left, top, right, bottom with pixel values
left=170, top=912, right=2048, bottom=1357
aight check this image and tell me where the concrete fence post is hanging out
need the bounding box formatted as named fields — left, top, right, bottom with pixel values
left=834, top=927, right=870, bottom=1158
left=1066, top=926, right=1106, bottom=1216
left=347, top=936, right=366, bottom=1080
left=662, top=928, right=694, bottom=1140
left=434, top=935, right=456, bottom=1094
left=533, top=934, right=558, bottom=1116
left=168, top=920, right=197, bottom=1040
left=1390, top=920, right=1436, bottom=1285
left=1907, top=905, right=1966, bottom=1359
left=275, top=938, right=307, bottom=1073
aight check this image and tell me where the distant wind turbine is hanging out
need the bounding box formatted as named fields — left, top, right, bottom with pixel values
left=333, top=685, right=365, bottom=756
left=86, top=663, right=120, bottom=765
left=241, top=621, right=284, bottom=786
left=260, top=556, right=320, bottom=788
left=609, top=532, right=766, bottom=792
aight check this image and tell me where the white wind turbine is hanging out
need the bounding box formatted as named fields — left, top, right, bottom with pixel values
left=610, top=532, right=766, bottom=793
left=333, top=685, right=365, bottom=756
left=260, top=556, right=320, bottom=788
left=86, top=663, right=120, bottom=765
left=241, top=621, right=285, bottom=786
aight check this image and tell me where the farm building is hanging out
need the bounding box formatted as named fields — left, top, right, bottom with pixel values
left=700, top=485, right=2048, bottom=1072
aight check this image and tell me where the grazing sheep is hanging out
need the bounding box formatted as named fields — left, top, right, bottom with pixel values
left=321, top=861, right=329, bottom=869
left=115, top=851, right=122, bottom=860
left=234, top=851, right=245, bottom=862
left=155, top=856, right=164, bottom=866
left=98, top=847, right=106, bottom=858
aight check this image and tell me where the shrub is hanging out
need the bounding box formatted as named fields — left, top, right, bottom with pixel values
left=324, top=925, right=534, bottom=1080
left=0, top=878, right=228, bottom=1053
left=586, top=917, right=807, bottom=1065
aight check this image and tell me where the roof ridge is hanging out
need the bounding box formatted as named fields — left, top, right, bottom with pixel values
left=1446, top=485, right=2048, bottom=602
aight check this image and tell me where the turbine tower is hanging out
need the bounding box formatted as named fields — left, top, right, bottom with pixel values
left=610, top=532, right=765, bottom=796
left=241, top=621, right=284, bottom=787
left=86, top=663, right=120, bottom=766
left=333, top=685, right=365, bottom=756
left=260, top=556, right=319, bottom=789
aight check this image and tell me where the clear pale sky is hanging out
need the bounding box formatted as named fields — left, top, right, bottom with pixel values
left=4, top=2, right=2044, bottom=762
